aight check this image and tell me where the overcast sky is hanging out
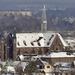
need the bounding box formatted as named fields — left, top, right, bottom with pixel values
left=0, top=0, right=75, bottom=10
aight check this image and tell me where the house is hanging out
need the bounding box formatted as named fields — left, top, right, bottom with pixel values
left=35, top=58, right=55, bottom=75
left=39, top=60, right=54, bottom=71
left=1, top=60, right=28, bottom=74
left=1, top=60, right=15, bottom=73
left=65, top=38, right=75, bottom=50
left=41, top=52, right=75, bottom=65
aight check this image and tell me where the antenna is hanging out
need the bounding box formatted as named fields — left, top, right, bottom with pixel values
left=41, top=5, right=47, bottom=33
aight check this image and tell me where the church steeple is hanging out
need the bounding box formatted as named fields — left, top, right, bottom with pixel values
left=41, top=5, right=47, bottom=33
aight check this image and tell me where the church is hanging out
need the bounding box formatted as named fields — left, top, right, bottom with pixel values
left=0, top=5, right=70, bottom=61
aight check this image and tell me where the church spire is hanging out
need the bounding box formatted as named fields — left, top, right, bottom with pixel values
left=41, top=5, right=47, bottom=33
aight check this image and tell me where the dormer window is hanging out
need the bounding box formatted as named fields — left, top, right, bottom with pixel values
left=17, top=42, right=20, bottom=46
left=23, top=40, right=27, bottom=46
left=31, top=42, right=34, bottom=46
left=38, top=42, right=41, bottom=46
left=47, top=41, right=50, bottom=45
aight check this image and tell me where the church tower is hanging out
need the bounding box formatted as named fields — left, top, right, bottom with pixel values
left=41, top=5, right=47, bottom=33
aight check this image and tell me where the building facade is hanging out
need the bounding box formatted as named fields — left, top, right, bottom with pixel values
left=41, top=52, right=75, bottom=65
left=0, top=32, right=69, bottom=61
left=0, top=5, right=71, bottom=63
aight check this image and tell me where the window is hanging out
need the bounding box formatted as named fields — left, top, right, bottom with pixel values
left=47, top=65, right=50, bottom=68
left=38, top=49, right=42, bottom=55
left=17, top=42, right=20, bottom=46
left=31, top=49, right=35, bottom=53
left=56, top=48, right=58, bottom=50
left=39, top=65, right=44, bottom=69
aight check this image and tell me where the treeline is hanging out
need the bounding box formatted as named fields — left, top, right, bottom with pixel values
left=35, top=8, right=75, bottom=18
left=0, top=8, right=75, bottom=33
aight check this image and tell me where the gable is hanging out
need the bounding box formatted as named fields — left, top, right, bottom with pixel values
left=57, top=33, right=68, bottom=46
left=46, top=33, right=69, bottom=50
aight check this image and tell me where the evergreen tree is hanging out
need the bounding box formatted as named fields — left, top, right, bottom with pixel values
left=24, top=61, right=38, bottom=75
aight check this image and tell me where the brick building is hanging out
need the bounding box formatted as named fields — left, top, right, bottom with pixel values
left=0, top=32, right=69, bottom=61
left=0, top=5, right=71, bottom=63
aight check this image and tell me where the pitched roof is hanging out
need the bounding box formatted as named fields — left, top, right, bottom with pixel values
left=40, top=59, right=50, bottom=65
left=42, top=52, right=75, bottom=58
left=57, top=33, right=68, bottom=46
left=16, top=32, right=68, bottom=48
left=54, top=62, right=72, bottom=67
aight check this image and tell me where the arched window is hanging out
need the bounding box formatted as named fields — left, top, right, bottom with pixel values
left=47, top=65, right=50, bottom=68
left=38, top=49, right=42, bottom=55
left=17, top=49, right=20, bottom=55
left=31, top=49, right=35, bottom=54
left=56, top=48, right=58, bottom=50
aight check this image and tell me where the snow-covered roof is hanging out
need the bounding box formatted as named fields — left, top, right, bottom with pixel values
left=1, top=61, right=28, bottom=68
left=16, top=33, right=68, bottom=48
left=40, top=59, right=50, bottom=65
left=18, top=55, right=25, bottom=61
left=65, top=39, right=75, bottom=49
left=1, top=62, right=6, bottom=67
left=57, top=33, right=68, bottom=46
left=54, top=62, right=72, bottom=67
left=42, top=52, right=75, bottom=58
left=7, top=66, right=15, bottom=72
left=13, top=61, right=28, bottom=68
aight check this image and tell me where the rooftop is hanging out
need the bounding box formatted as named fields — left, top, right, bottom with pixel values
left=16, top=32, right=68, bottom=48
